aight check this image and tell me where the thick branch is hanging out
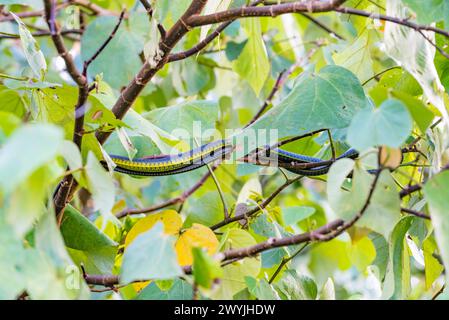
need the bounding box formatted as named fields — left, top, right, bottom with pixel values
left=186, top=0, right=348, bottom=27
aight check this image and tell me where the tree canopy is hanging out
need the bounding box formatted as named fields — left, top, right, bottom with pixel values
left=1, top=0, right=449, bottom=300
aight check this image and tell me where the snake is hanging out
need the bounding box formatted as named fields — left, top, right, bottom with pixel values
left=106, top=139, right=360, bottom=177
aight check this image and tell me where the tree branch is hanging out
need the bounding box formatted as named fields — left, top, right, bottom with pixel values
left=83, top=9, right=126, bottom=76
left=116, top=163, right=219, bottom=218
left=186, top=0, right=348, bottom=27
left=334, top=7, right=449, bottom=40
left=210, top=175, right=303, bottom=230
left=168, top=0, right=264, bottom=62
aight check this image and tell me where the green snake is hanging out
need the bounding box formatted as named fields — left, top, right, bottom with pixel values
left=106, top=139, right=360, bottom=177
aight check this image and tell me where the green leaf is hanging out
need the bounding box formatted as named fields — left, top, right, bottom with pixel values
left=385, top=1, right=447, bottom=121
left=144, top=100, right=219, bottom=138
left=245, top=277, right=279, bottom=300
left=0, top=0, right=38, bottom=5
left=319, top=278, right=336, bottom=300
left=81, top=13, right=150, bottom=89
left=5, top=167, right=57, bottom=236
left=402, top=0, right=449, bottom=27
left=60, top=205, right=117, bottom=274
left=275, top=270, right=317, bottom=300
left=383, top=216, right=414, bottom=300
left=347, top=99, right=412, bottom=151
left=185, top=192, right=230, bottom=227
left=211, top=229, right=261, bottom=299
left=391, top=90, right=434, bottom=133
left=192, top=247, right=223, bottom=289
left=85, top=151, right=115, bottom=216
left=423, top=171, right=449, bottom=286
left=282, top=206, right=316, bottom=226
left=245, top=65, right=366, bottom=145
left=136, top=279, right=193, bottom=300
left=120, top=222, right=183, bottom=284
left=60, top=205, right=117, bottom=250
left=333, top=29, right=377, bottom=83
left=11, top=13, right=47, bottom=79
left=0, top=88, right=27, bottom=117
left=328, top=161, right=401, bottom=239
left=0, top=124, right=63, bottom=193
left=172, top=57, right=215, bottom=96
left=422, top=237, right=444, bottom=289
left=233, top=18, right=270, bottom=95
left=33, top=212, right=90, bottom=299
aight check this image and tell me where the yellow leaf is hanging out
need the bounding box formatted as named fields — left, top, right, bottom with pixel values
left=122, top=210, right=182, bottom=293
left=124, top=210, right=182, bottom=247
left=379, top=146, right=402, bottom=169
left=175, top=224, right=219, bottom=266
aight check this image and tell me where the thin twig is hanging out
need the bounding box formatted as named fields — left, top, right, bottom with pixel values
left=300, top=12, right=345, bottom=40
left=269, top=242, right=310, bottom=284
left=83, top=9, right=126, bottom=76
left=116, top=164, right=219, bottom=218
left=401, top=207, right=431, bottom=220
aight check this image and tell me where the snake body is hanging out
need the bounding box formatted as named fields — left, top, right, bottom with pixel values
left=108, top=139, right=360, bottom=177
left=109, top=140, right=234, bottom=176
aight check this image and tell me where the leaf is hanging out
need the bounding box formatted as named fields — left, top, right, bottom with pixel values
left=391, top=90, right=434, bottom=133
left=143, top=15, right=162, bottom=67
left=33, top=212, right=91, bottom=299
left=0, top=124, right=63, bottom=193
left=58, top=140, right=84, bottom=185
left=11, top=13, right=47, bottom=79
left=233, top=18, right=270, bottom=95
left=175, top=223, right=219, bottom=266
left=245, top=277, right=279, bottom=300
left=329, top=162, right=401, bottom=239
left=379, top=147, right=403, bottom=169
left=60, top=205, right=117, bottom=250
left=282, top=206, right=316, bottom=226
left=333, top=29, right=378, bottom=83
left=0, top=89, right=27, bottom=117
left=383, top=217, right=414, bottom=300
left=172, top=57, right=215, bottom=96
left=347, top=236, right=376, bottom=272
left=5, top=167, right=57, bottom=236
left=236, top=177, right=262, bottom=205
left=402, top=0, right=449, bottom=27
left=0, top=0, right=38, bottom=5
left=124, top=109, right=185, bottom=154
left=144, top=100, right=219, bottom=138
left=121, top=222, right=183, bottom=283
left=422, top=237, right=444, bottom=289
left=385, top=0, right=448, bottom=125
left=185, top=192, right=229, bottom=227
left=136, top=279, right=193, bottom=300
left=245, top=65, right=366, bottom=146
left=200, top=0, right=232, bottom=43
left=275, top=270, right=317, bottom=300
left=81, top=13, right=150, bottom=89
left=347, top=99, right=412, bottom=151
left=319, top=278, right=336, bottom=300
left=85, top=152, right=115, bottom=217
left=192, top=247, right=223, bottom=289
left=211, top=229, right=261, bottom=299
left=423, top=171, right=449, bottom=286
left=124, top=210, right=182, bottom=247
